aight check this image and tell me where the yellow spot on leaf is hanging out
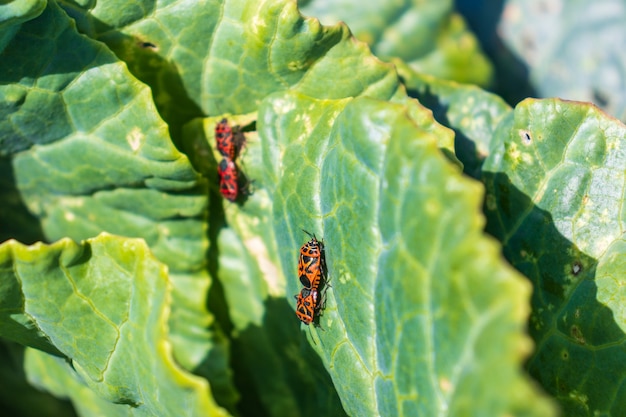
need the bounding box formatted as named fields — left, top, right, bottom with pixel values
left=424, top=198, right=440, bottom=216
left=568, top=390, right=589, bottom=410
left=338, top=270, right=352, bottom=284
left=127, top=127, right=144, bottom=151
left=521, top=152, right=533, bottom=164
left=439, top=377, right=452, bottom=393
left=507, top=142, right=521, bottom=161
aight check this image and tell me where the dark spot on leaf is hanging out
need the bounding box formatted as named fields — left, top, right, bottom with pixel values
left=561, top=350, right=569, bottom=360
left=519, top=129, right=532, bottom=145
left=570, top=325, right=586, bottom=345
left=139, top=41, right=158, bottom=51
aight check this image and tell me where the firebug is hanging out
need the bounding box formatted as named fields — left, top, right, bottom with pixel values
left=295, top=287, right=325, bottom=326
left=215, top=118, right=245, bottom=161
left=217, top=158, right=238, bottom=202
left=298, top=230, right=326, bottom=289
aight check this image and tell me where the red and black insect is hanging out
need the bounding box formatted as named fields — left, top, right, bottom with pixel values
left=295, top=287, right=319, bottom=325
left=295, top=230, right=328, bottom=326
left=217, top=158, right=238, bottom=202
left=215, top=118, right=245, bottom=161
left=298, top=230, right=326, bottom=289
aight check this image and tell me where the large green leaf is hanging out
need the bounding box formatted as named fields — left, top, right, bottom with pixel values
left=483, top=98, right=626, bottom=416
left=0, top=0, right=45, bottom=30
left=168, top=2, right=439, bottom=413
left=299, top=0, right=493, bottom=86
left=58, top=0, right=403, bottom=141
left=0, top=1, right=235, bottom=411
left=6, top=0, right=614, bottom=415
left=258, top=91, right=556, bottom=416
left=0, top=234, right=228, bottom=416
left=181, top=114, right=348, bottom=416
left=395, top=60, right=512, bottom=179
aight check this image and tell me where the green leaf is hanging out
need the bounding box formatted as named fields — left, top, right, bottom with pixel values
left=1, top=1, right=235, bottom=411
left=181, top=114, right=348, bottom=416
left=0, top=0, right=45, bottom=30
left=483, top=98, right=626, bottom=416
left=0, top=234, right=229, bottom=416
left=6, top=0, right=614, bottom=415
left=596, top=236, right=626, bottom=334
left=166, top=3, right=448, bottom=410
left=59, top=0, right=402, bottom=140
left=259, top=91, right=556, bottom=416
left=395, top=60, right=512, bottom=179
left=299, top=0, right=493, bottom=86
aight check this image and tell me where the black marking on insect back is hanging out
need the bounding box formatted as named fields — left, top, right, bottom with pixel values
left=299, top=274, right=312, bottom=288
left=218, top=158, right=230, bottom=171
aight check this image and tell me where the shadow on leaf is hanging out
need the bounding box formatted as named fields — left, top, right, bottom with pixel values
left=0, top=157, right=45, bottom=244
left=404, top=85, right=483, bottom=180
left=0, top=340, right=76, bottom=417
left=483, top=171, right=626, bottom=416
left=226, top=296, right=346, bottom=417
left=60, top=10, right=206, bottom=151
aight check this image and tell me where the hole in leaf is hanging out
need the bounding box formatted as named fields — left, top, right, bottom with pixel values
left=519, top=129, right=532, bottom=145
left=138, top=41, right=158, bottom=51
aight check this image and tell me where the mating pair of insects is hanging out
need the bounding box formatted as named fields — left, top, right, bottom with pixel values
left=215, top=118, right=248, bottom=202
left=295, top=230, right=328, bottom=326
